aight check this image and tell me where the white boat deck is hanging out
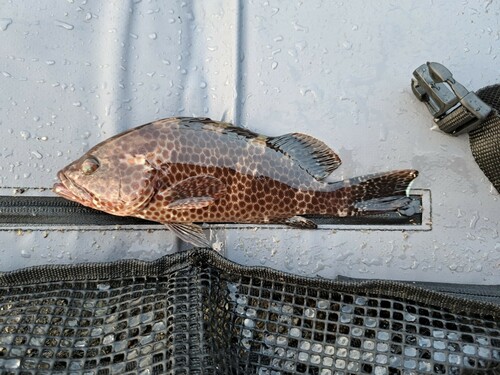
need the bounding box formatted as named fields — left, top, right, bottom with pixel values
left=0, top=1, right=498, bottom=283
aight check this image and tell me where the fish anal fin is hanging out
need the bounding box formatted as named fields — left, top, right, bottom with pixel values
left=165, top=223, right=212, bottom=248
left=267, top=133, right=341, bottom=180
left=159, top=175, right=226, bottom=209
left=274, top=216, right=318, bottom=229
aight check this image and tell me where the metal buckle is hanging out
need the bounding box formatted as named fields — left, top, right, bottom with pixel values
left=411, top=62, right=492, bottom=135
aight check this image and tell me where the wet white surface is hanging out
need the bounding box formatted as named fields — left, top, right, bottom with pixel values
left=0, top=1, right=499, bottom=283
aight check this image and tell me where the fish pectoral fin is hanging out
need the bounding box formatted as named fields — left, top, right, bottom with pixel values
left=275, top=216, right=318, bottom=229
left=267, top=133, right=341, bottom=181
left=165, top=223, right=212, bottom=248
left=160, top=175, right=227, bottom=209
left=167, top=196, right=215, bottom=210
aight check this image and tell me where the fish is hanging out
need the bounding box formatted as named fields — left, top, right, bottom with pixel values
left=53, top=117, right=418, bottom=247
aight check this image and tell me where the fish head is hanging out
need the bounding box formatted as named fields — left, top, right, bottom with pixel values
left=53, top=135, right=158, bottom=216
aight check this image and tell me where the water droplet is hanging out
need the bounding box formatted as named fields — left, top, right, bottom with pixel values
left=271, top=61, right=278, bottom=70
left=4, top=359, right=20, bottom=369
left=85, top=13, right=92, bottom=21
left=244, top=318, right=255, bottom=328
left=273, top=35, right=284, bottom=42
left=102, top=333, right=115, bottom=345
left=20, top=130, right=31, bottom=140
left=1, top=71, right=12, bottom=78
left=148, top=33, right=157, bottom=40
left=31, top=151, right=43, bottom=159
left=304, top=308, right=316, bottom=318
left=379, top=126, right=388, bottom=141
left=0, top=18, right=13, bottom=31
left=97, top=283, right=110, bottom=291
left=45, top=60, right=56, bottom=65
left=91, top=327, right=103, bottom=337
left=295, top=40, right=308, bottom=51
left=469, top=212, right=479, bottom=229
left=80, top=131, right=91, bottom=139
left=292, top=21, right=309, bottom=32
left=21, top=249, right=31, bottom=258
left=73, top=101, right=81, bottom=107
left=129, top=33, right=138, bottom=39
left=199, top=81, right=207, bottom=89
left=343, top=41, right=353, bottom=50
left=55, top=20, right=74, bottom=30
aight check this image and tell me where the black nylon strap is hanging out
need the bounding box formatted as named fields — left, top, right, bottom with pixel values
left=436, top=105, right=478, bottom=134
left=470, top=85, right=500, bottom=193
left=412, top=63, right=500, bottom=192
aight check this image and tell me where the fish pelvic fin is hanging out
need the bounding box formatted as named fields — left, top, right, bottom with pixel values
left=267, top=133, right=342, bottom=181
left=271, top=216, right=318, bottom=229
left=329, top=169, right=419, bottom=215
left=165, top=223, right=212, bottom=248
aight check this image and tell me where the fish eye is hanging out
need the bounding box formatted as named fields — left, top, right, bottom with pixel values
left=81, top=156, right=100, bottom=175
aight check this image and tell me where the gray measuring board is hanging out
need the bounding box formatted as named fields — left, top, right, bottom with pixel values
left=0, top=1, right=498, bottom=284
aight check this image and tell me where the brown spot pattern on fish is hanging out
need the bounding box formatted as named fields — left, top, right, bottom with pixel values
left=53, top=117, right=419, bottom=247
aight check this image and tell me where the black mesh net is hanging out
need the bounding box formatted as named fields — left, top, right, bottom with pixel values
left=0, top=249, right=499, bottom=374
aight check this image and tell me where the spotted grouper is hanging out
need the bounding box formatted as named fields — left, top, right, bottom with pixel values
left=53, top=117, right=418, bottom=247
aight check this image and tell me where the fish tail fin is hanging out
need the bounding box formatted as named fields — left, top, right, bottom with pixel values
left=328, top=169, right=419, bottom=215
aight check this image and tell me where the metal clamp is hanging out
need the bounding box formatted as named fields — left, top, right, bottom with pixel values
left=411, top=62, right=492, bottom=135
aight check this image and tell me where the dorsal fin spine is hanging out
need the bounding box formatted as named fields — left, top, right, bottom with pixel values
left=267, top=133, right=341, bottom=181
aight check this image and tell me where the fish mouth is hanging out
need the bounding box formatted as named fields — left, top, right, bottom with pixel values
left=53, top=171, right=92, bottom=203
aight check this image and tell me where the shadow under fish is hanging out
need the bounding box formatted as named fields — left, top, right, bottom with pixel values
left=53, top=117, right=418, bottom=247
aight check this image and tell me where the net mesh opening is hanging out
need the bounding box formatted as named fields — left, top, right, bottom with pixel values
left=0, top=249, right=499, bottom=374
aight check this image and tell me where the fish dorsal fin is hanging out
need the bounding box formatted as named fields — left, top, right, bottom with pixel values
left=267, top=133, right=341, bottom=180
left=179, top=117, right=261, bottom=140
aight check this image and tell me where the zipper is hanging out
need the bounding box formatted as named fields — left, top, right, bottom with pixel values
left=0, top=189, right=429, bottom=231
